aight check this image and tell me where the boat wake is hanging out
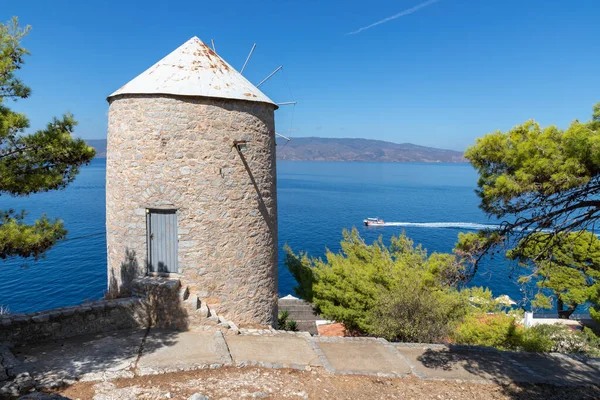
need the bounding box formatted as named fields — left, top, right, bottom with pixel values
left=382, top=222, right=500, bottom=230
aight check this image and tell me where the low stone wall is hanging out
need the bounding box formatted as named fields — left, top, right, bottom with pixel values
left=0, top=277, right=194, bottom=346
left=0, top=298, right=146, bottom=346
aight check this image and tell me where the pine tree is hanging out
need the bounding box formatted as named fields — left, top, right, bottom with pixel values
left=0, top=17, right=95, bottom=260
left=455, top=102, right=600, bottom=275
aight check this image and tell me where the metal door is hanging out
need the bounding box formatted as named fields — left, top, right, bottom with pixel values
left=147, top=209, right=178, bottom=273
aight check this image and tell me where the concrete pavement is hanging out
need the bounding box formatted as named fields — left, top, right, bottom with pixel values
left=226, top=334, right=322, bottom=369
left=8, top=328, right=600, bottom=392
left=136, top=330, right=232, bottom=376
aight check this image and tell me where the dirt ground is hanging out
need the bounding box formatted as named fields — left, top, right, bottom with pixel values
left=53, top=366, right=600, bottom=400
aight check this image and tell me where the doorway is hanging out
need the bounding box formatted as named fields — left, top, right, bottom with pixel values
left=146, top=209, right=178, bottom=273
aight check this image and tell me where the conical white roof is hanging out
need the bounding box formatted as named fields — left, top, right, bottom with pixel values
left=108, top=37, right=277, bottom=108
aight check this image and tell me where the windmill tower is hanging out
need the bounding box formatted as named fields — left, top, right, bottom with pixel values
left=106, top=37, right=278, bottom=326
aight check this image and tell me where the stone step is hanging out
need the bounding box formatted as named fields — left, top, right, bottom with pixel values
left=278, top=305, right=320, bottom=319
left=280, top=312, right=321, bottom=321
left=279, top=304, right=318, bottom=311
left=289, top=320, right=318, bottom=335
left=175, top=286, right=239, bottom=333
left=278, top=299, right=313, bottom=306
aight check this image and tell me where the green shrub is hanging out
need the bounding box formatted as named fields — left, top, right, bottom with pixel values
left=591, top=286, right=600, bottom=325
left=283, top=228, right=600, bottom=354
left=591, top=306, right=600, bottom=325
left=285, top=229, right=469, bottom=336
left=366, top=283, right=469, bottom=343
left=286, top=320, right=298, bottom=332
left=530, top=324, right=593, bottom=355
left=519, top=325, right=555, bottom=352
left=455, top=317, right=600, bottom=357
left=277, top=310, right=298, bottom=332
left=452, top=313, right=523, bottom=349
left=582, top=327, right=600, bottom=357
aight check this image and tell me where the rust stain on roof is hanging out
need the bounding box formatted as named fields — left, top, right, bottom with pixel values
left=107, top=36, right=276, bottom=107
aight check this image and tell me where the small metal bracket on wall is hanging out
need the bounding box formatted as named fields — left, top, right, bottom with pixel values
left=233, top=140, right=249, bottom=152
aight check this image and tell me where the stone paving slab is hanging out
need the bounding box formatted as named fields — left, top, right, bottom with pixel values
left=313, top=337, right=411, bottom=377
left=396, top=345, right=534, bottom=384
left=136, top=329, right=232, bottom=375
left=507, top=352, right=600, bottom=386
left=225, top=334, right=322, bottom=369
left=13, top=329, right=146, bottom=386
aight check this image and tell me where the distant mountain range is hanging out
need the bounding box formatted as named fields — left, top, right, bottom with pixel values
left=86, top=137, right=466, bottom=163
left=276, top=137, right=466, bottom=163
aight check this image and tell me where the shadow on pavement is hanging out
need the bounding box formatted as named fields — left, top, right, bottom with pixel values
left=416, top=346, right=600, bottom=399
left=12, top=328, right=180, bottom=387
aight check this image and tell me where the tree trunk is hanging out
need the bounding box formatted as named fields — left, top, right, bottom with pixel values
left=557, top=298, right=576, bottom=319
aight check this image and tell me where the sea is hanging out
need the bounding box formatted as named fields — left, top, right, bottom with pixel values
left=0, top=158, right=525, bottom=314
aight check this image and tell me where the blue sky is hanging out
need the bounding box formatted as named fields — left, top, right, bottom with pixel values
left=4, top=0, right=600, bottom=150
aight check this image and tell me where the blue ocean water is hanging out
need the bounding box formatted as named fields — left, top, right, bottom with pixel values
left=0, top=159, right=523, bottom=313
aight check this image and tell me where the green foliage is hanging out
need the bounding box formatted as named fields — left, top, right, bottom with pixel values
left=507, top=231, right=600, bottom=316
left=366, top=281, right=469, bottom=343
left=286, top=229, right=600, bottom=355
left=594, top=103, right=600, bottom=122
left=286, top=319, right=298, bottom=332
left=285, top=228, right=470, bottom=341
left=277, top=310, right=298, bottom=332
left=514, top=322, right=597, bottom=355
left=454, top=317, right=600, bottom=357
left=452, top=313, right=523, bottom=349
left=531, top=293, right=553, bottom=310
left=581, top=327, right=600, bottom=357
left=0, top=17, right=31, bottom=100
left=591, top=286, right=600, bottom=324
left=0, top=210, right=66, bottom=260
left=453, top=230, right=503, bottom=279
left=0, top=112, right=94, bottom=195
left=525, top=324, right=599, bottom=356
left=0, top=17, right=95, bottom=260
left=518, top=325, right=555, bottom=352
left=283, top=244, right=316, bottom=302
left=277, top=310, right=288, bottom=327
left=459, top=102, right=600, bottom=285
left=466, top=107, right=600, bottom=216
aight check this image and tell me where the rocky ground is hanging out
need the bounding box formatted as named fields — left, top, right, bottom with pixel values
left=50, top=366, right=600, bottom=400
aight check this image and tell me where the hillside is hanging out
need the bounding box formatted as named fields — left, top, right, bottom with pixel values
left=86, top=137, right=466, bottom=163
left=276, top=137, right=466, bottom=162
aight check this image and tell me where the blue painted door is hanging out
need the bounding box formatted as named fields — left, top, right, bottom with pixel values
left=147, top=209, right=178, bottom=273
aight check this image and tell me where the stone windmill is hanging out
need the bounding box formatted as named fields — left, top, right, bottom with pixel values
left=106, top=37, right=279, bottom=327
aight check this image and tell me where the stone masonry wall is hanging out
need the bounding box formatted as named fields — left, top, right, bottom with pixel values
left=106, top=94, right=278, bottom=326
left=132, top=277, right=188, bottom=330
left=0, top=280, right=196, bottom=346
left=0, top=298, right=145, bottom=346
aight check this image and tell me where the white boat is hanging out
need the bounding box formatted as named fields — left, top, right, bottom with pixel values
left=364, top=217, right=385, bottom=226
